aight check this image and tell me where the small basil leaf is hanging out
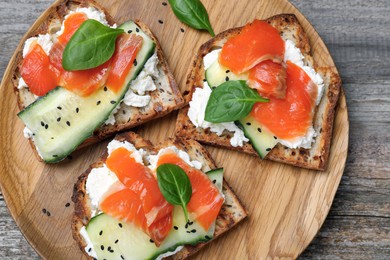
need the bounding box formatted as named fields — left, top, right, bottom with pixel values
left=62, top=20, right=124, bottom=71
left=205, top=80, right=269, bottom=123
left=157, top=163, right=192, bottom=222
left=168, top=0, right=215, bottom=36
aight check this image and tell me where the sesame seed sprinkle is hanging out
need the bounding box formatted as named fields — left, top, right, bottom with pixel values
left=257, top=128, right=262, bottom=133
left=150, top=239, right=154, bottom=243
left=226, top=70, right=230, bottom=73
left=110, top=100, right=116, bottom=104
left=225, top=76, right=229, bottom=81
left=41, top=121, right=45, bottom=127
left=66, top=121, right=71, bottom=126
left=128, top=30, right=132, bottom=34
left=57, top=106, right=62, bottom=110
left=99, top=230, right=103, bottom=236
left=46, top=211, right=51, bottom=217
left=121, top=255, right=124, bottom=260
left=174, top=226, right=178, bottom=230
left=104, top=86, right=108, bottom=92
left=212, top=179, right=216, bottom=184
left=118, top=223, right=123, bottom=228
left=134, top=59, right=137, bottom=66
left=162, top=2, right=167, bottom=6
left=42, top=208, right=47, bottom=214
left=97, top=100, right=101, bottom=105
left=115, top=239, right=119, bottom=244
left=273, top=136, right=277, bottom=139
left=101, top=245, right=104, bottom=250
left=191, top=229, right=196, bottom=233
left=266, top=148, right=271, bottom=151
left=246, top=122, right=251, bottom=126
left=158, top=20, right=163, bottom=24
left=76, top=108, right=79, bottom=113
left=136, top=28, right=140, bottom=33
left=65, top=202, right=70, bottom=207
left=180, top=28, right=185, bottom=33
left=45, top=124, right=48, bottom=129
left=57, top=117, right=61, bottom=122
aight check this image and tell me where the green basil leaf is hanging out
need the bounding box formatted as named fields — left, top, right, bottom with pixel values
left=62, top=20, right=124, bottom=71
left=157, top=163, right=192, bottom=222
left=205, top=80, right=269, bottom=123
left=168, top=0, right=215, bottom=36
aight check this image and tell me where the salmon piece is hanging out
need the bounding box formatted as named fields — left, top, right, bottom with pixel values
left=57, top=12, right=88, bottom=44
left=105, top=34, right=143, bottom=92
left=20, top=43, right=59, bottom=96
left=248, top=60, right=287, bottom=99
left=251, top=61, right=318, bottom=140
left=105, top=147, right=173, bottom=246
left=156, top=152, right=224, bottom=231
left=100, top=184, right=148, bottom=232
left=219, top=19, right=285, bottom=74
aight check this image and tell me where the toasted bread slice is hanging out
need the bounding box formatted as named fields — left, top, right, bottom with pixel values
left=11, top=0, right=184, bottom=161
left=176, top=14, right=341, bottom=170
left=72, top=131, right=247, bottom=259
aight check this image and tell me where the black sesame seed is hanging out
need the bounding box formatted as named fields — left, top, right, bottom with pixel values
left=110, top=100, right=116, bottom=104
left=121, top=255, right=124, bottom=260
left=158, top=20, right=163, bottom=24
left=66, top=121, right=71, bottom=126
left=273, top=136, right=277, bottom=139
left=104, top=86, right=108, bottom=91
left=150, top=239, right=154, bottom=243
left=88, top=248, right=92, bottom=253
left=115, top=239, right=119, bottom=244
left=118, top=223, right=123, bottom=228
left=185, top=223, right=189, bottom=229
left=257, top=128, right=262, bottom=133
left=225, top=76, right=230, bottom=81
left=205, top=235, right=211, bottom=239
left=136, top=28, right=140, bottom=33
left=101, top=245, right=104, bottom=250
left=110, top=250, right=114, bottom=253
left=42, top=208, right=47, bottom=214
left=51, top=137, right=54, bottom=139
left=191, top=229, right=196, bottom=233
left=107, top=246, right=111, bottom=251
left=128, top=30, right=132, bottom=34
left=203, top=79, right=207, bottom=82
left=226, top=70, right=230, bottom=73
left=212, top=179, right=216, bottom=184
left=65, top=202, right=70, bottom=207
left=45, top=124, right=48, bottom=129
left=41, top=121, right=45, bottom=127
left=76, top=107, right=79, bottom=113
left=246, top=122, right=251, bottom=126
left=174, top=226, right=178, bottom=230
left=162, top=2, right=167, bottom=6
left=57, top=117, right=61, bottom=122
left=47, top=211, right=51, bottom=217
left=188, top=221, right=193, bottom=225
left=97, top=100, right=101, bottom=105
left=133, top=59, right=137, bottom=66
left=57, top=106, right=62, bottom=110
left=180, top=28, right=185, bottom=33
left=186, top=231, right=191, bottom=233
left=266, top=148, right=271, bottom=151
left=53, top=155, right=58, bottom=158
left=99, top=230, right=103, bottom=236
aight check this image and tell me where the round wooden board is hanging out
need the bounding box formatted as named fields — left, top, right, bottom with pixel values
left=0, top=0, right=348, bottom=259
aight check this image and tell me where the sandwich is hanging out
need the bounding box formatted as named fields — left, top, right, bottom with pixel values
left=176, top=14, right=341, bottom=170
left=12, top=0, right=183, bottom=163
left=72, top=131, right=247, bottom=259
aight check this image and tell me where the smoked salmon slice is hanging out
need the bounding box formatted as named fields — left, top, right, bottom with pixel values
left=57, top=12, right=88, bottom=44
left=156, top=151, right=224, bottom=231
left=219, top=19, right=285, bottom=74
left=251, top=61, right=318, bottom=140
left=248, top=60, right=287, bottom=99
left=105, top=34, right=143, bottom=93
left=20, top=43, right=59, bottom=96
left=104, top=147, right=173, bottom=246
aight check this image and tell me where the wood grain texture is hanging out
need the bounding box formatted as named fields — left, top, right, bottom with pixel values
left=0, top=0, right=386, bottom=260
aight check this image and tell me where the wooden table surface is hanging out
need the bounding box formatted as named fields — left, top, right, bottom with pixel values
left=0, top=0, right=388, bottom=259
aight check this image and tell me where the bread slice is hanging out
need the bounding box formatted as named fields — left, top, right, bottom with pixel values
left=176, top=14, right=341, bottom=171
left=72, top=131, right=247, bottom=259
left=11, top=0, right=184, bottom=161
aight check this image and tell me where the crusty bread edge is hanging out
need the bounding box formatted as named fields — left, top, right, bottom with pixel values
left=11, top=0, right=184, bottom=162
left=71, top=131, right=247, bottom=259
left=176, top=14, right=342, bottom=171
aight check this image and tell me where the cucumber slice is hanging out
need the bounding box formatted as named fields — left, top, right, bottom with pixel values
left=237, top=115, right=278, bottom=159
left=205, top=59, right=248, bottom=88
left=86, top=168, right=224, bottom=260
left=18, top=21, right=155, bottom=163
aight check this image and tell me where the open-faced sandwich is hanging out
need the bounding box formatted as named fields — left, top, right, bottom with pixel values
left=176, top=14, right=341, bottom=170
left=12, top=0, right=183, bottom=163
left=72, top=132, right=247, bottom=259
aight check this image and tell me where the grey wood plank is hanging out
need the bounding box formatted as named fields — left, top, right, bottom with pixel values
left=0, top=0, right=389, bottom=259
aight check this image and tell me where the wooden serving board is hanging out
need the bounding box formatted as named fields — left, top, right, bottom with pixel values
left=0, top=0, right=348, bottom=259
